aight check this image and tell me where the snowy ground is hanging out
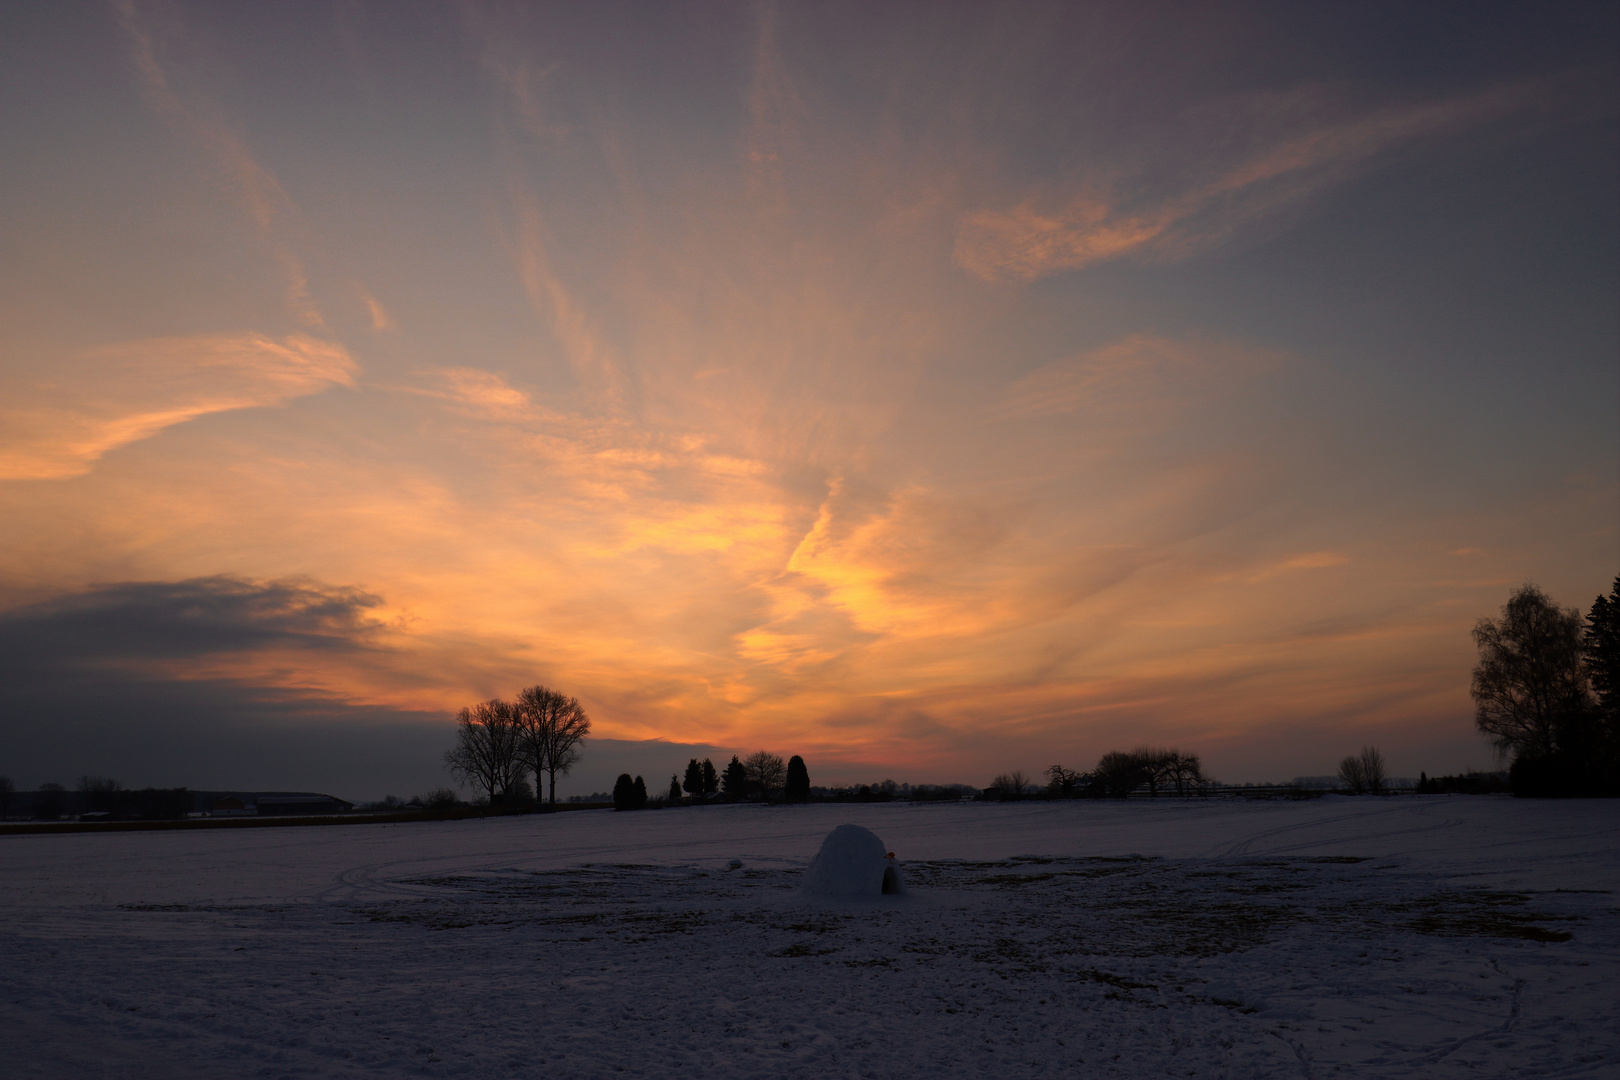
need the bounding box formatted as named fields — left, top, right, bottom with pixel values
left=2, top=796, right=1615, bottom=1078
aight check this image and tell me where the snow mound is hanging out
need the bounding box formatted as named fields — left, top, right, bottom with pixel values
left=804, top=824, right=906, bottom=897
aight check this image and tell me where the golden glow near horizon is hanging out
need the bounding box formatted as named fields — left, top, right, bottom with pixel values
left=0, top=2, right=1615, bottom=788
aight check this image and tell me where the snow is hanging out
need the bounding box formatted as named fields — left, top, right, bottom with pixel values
left=2, top=796, right=1616, bottom=1078
left=803, top=823, right=905, bottom=897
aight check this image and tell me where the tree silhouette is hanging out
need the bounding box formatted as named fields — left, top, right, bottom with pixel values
left=701, top=758, right=719, bottom=796
left=1473, top=585, right=1594, bottom=768
left=987, top=773, right=1027, bottom=799
left=668, top=774, right=682, bottom=801
left=445, top=700, right=524, bottom=805
left=721, top=756, right=748, bottom=801
left=515, top=685, right=592, bottom=806
left=1045, top=765, right=1085, bottom=797
left=682, top=758, right=704, bottom=799
left=1094, top=752, right=1148, bottom=797
left=1129, top=749, right=1178, bottom=796
left=784, top=755, right=810, bottom=802
left=633, top=775, right=648, bottom=808
left=1165, top=750, right=1206, bottom=795
left=743, top=751, right=786, bottom=799
left=1337, top=747, right=1385, bottom=794
left=1586, top=576, right=1619, bottom=724
left=613, top=773, right=636, bottom=811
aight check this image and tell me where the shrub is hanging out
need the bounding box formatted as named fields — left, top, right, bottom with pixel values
left=784, top=756, right=810, bottom=802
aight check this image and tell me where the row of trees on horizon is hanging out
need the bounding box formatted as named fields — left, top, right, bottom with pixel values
left=985, top=747, right=1210, bottom=801
left=612, top=752, right=812, bottom=810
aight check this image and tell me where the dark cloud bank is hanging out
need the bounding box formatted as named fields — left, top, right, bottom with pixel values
left=0, top=577, right=733, bottom=801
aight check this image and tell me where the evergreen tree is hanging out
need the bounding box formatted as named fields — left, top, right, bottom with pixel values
left=1586, top=576, right=1619, bottom=720
left=633, top=775, right=648, bottom=808
left=721, top=755, right=748, bottom=801
left=682, top=758, right=704, bottom=799
left=668, top=774, right=682, bottom=801
left=784, top=755, right=811, bottom=802
left=701, top=758, right=719, bottom=796
left=612, top=773, right=636, bottom=811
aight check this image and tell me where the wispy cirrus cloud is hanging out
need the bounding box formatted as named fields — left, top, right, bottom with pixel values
left=991, top=335, right=1278, bottom=424
left=955, top=84, right=1537, bottom=281
left=110, top=0, right=326, bottom=327
left=0, top=333, right=355, bottom=480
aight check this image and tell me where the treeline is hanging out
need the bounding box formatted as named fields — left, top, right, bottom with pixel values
left=0, top=776, right=191, bottom=821
left=614, top=751, right=811, bottom=810
left=444, top=684, right=591, bottom=807
left=1472, top=578, right=1619, bottom=797
left=1414, top=770, right=1509, bottom=795
left=989, top=747, right=1210, bottom=800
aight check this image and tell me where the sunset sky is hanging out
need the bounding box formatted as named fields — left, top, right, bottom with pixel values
left=2, top=1, right=1616, bottom=798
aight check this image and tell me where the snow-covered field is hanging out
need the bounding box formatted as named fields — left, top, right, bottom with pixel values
left=2, top=796, right=1615, bottom=1078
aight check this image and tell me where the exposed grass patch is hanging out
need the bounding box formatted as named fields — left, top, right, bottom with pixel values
left=969, top=872, right=1057, bottom=886
left=1073, top=968, right=1156, bottom=991
left=775, top=942, right=837, bottom=958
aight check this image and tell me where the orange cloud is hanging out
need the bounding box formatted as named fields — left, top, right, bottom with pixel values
left=0, top=334, right=356, bottom=480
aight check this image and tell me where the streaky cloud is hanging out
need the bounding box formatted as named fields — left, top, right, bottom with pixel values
left=954, top=83, right=1539, bottom=281
left=0, top=334, right=356, bottom=480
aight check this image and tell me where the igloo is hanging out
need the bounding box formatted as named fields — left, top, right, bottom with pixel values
left=803, top=824, right=906, bottom=897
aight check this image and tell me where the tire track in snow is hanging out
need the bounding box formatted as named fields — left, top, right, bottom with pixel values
left=1202, top=799, right=1462, bottom=859
left=286, top=817, right=831, bottom=905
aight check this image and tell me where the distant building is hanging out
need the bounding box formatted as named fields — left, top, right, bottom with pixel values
left=209, top=796, right=254, bottom=816
left=255, top=794, right=353, bottom=816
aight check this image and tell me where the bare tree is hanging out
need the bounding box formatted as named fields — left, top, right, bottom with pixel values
left=540, top=695, right=589, bottom=806
left=987, top=771, right=1032, bottom=798
left=1094, top=752, right=1148, bottom=797
left=1473, top=584, right=1594, bottom=762
left=514, top=685, right=592, bottom=806
left=514, top=685, right=561, bottom=805
left=444, top=699, right=523, bottom=805
left=1129, top=748, right=1182, bottom=797
left=743, top=751, right=786, bottom=799
left=1046, top=765, right=1085, bottom=797
left=1165, top=751, right=1206, bottom=796
left=1337, top=747, right=1385, bottom=794
left=1358, top=746, right=1386, bottom=794
left=1337, top=754, right=1366, bottom=793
